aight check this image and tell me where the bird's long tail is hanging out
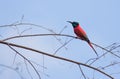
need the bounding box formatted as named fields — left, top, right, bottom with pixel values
left=88, top=42, right=98, bottom=56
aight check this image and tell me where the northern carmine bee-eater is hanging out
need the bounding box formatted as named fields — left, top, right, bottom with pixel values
left=67, top=21, right=98, bottom=56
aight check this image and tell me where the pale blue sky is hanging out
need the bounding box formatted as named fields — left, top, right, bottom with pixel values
left=0, top=0, right=120, bottom=79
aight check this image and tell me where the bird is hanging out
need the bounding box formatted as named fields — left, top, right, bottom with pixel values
left=67, top=21, right=98, bottom=56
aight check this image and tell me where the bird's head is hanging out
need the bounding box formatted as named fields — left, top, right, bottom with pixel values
left=67, top=21, right=79, bottom=28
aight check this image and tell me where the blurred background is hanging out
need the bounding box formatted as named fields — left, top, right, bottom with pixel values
left=0, top=0, right=120, bottom=79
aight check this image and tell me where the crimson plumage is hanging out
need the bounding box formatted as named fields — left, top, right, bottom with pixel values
left=67, top=21, right=98, bottom=56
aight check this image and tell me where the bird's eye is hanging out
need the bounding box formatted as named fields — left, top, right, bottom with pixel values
left=73, top=23, right=78, bottom=26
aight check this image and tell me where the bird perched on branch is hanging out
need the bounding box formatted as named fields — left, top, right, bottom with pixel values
left=67, top=21, right=98, bottom=56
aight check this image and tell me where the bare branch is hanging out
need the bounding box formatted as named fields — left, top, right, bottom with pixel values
left=59, top=25, right=67, bottom=34
left=100, top=61, right=120, bottom=69
left=2, top=34, right=75, bottom=41
left=2, top=33, right=120, bottom=59
left=24, top=60, right=33, bottom=79
left=53, top=38, right=73, bottom=55
left=92, top=42, right=120, bottom=58
left=86, top=43, right=120, bottom=65
left=7, top=44, right=41, bottom=79
left=78, top=65, right=87, bottom=79
left=20, top=28, right=32, bottom=35
left=0, top=40, right=114, bottom=79
left=0, top=22, right=69, bottom=50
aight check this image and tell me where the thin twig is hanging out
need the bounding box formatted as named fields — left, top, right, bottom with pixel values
left=100, top=62, right=120, bottom=69
left=20, top=15, right=24, bottom=23
left=86, top=43, right=120, bottom=65
left=53, top=38, right=73, bottom=55
left=7, top=44, right=41, bottom=79
left=20, top=28, right=32, bottom=35
left=30, top=60, right=47, bottom=70
left=92, top=42, right=120, bottom=58
left=59, top=26, right=67, bottom=34
left=78, top=65, right=87, bottom=79
left=0, top=22, right=68, bottom=50
left=24, top=60, right=33, bottom=79
left=12, top=53, right=17, bottom=65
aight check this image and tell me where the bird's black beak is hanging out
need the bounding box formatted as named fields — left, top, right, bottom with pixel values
left=67, top=21, right=73, bottom=24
